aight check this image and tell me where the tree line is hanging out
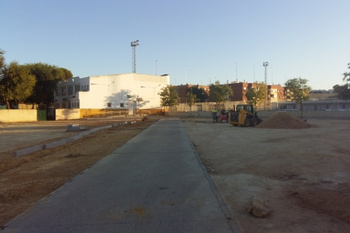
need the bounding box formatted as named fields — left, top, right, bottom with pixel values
left=2, top=48, right=349, bottom=110
left=0, top=49, right=72, bottom=109
left=159, top=79, right=312, bottom=110
left=159, top=62, right=350, bottom=111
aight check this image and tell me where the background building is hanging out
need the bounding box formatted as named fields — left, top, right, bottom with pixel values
left=228, top=82, right=249, bottom=101
left=54, top=73, right=169, bottom=111
left=174, top=84, right=210, bottom=103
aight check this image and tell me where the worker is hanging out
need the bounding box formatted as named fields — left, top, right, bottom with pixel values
left=225, top=109, right=229, bottom=123
left=212, top=109, right=218, bottom=123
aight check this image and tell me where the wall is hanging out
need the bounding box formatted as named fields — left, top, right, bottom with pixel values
left=54, top=109, right=130, bottom=120
left=79, top=109, right=129, bottom=118
left=0, top=109, right=39, bottom=123
left=169, top=109, right=350, bottom=120
left=169, top=101, right=350, bottom=120
left=55, top=109, right=81, bottom=120
left=171, top=101, right=245, bottom=112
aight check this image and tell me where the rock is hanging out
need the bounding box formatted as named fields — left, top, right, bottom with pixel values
left=67, top=124, right=86, bottom=132
left=247, top=197, right=272, bottom=218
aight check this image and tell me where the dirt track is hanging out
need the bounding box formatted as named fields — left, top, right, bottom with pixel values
left=1, top=116, right=350, bottom=232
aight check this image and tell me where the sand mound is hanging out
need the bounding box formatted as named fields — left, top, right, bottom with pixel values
left=256, top=112, right=310, bottom=129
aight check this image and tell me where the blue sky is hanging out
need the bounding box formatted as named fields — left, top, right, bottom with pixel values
left=1, top=0, right=349, bottom=90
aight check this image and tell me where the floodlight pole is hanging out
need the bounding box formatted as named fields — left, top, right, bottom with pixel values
left=131, top=40, right=139, bottom=73
left=263, top=62, right=269, bottom=110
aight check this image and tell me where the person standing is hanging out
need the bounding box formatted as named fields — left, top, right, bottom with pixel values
left=212, top=109, right=218, bottom=123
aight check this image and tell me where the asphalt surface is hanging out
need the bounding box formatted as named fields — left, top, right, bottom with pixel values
left=2, top=119, right=237, bottom=233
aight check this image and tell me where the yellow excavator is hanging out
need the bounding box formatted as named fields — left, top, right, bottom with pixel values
left=229, top=104, right=262, bottom=127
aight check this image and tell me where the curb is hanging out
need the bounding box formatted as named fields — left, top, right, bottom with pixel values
left=14, top=121, right=136, bottom=157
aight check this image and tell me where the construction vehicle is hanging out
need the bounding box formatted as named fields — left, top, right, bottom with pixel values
left=229, top=104, right=262, bottom=127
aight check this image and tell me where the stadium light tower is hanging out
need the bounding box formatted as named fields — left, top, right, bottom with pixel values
left=263, top=62, right=269, bottom=84
left=131, top=40, right=139, bottom=73
left=263, top=62, right=269, bottom=110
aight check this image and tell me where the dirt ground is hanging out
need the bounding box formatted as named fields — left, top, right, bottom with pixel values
left=1, top=116, right=350, bottom=232
left=183, top=117, right=350, bottom=233
left=0, top=116, right=155, bottom=227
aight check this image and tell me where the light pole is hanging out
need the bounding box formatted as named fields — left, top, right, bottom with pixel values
left=131, top=40, right=139, bottom=73
left=263, top=62, right=269, bottom=110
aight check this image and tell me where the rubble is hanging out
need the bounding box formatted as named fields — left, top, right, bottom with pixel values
left=256, top=112, right=311, bottom=129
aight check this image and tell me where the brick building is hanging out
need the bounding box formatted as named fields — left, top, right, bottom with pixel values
left=174, top=82, right=286, bottom=104
left=174, top=84, right=210, bottom=103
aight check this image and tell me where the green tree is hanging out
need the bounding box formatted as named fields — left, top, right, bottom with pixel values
left=159, top=85, right=179, bottom=108
left=245, top=82, right=267, bottom=107
left=186, top=92, right=197, bottom=112
left=285, top=78, right=311, bottom=117
left=0, top=49, right=5, bottom=72
left=0, top=62, right=36, bottom=109
left=333, top=84, right=350, bottom=100
left=334, top=63, right=350, bottom=100
left=187, top=86, right=208, bottom=102
left=343, top=63, right=350, bottom=81
left=209, top=81, right=233, bottom=104
left=24, top=63, right=73, bottom=108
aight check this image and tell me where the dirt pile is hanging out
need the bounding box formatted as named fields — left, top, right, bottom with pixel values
left=256, top=112, right=311, bottom=129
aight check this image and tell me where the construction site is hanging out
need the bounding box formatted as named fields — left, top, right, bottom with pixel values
left=0, top=111, right=349, bottom=232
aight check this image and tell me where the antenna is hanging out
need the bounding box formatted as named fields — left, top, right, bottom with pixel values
left=130, top=40, right=139, bottom=73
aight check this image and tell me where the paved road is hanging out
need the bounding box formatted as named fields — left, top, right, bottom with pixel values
left=2, top=119, right=238, bottom=233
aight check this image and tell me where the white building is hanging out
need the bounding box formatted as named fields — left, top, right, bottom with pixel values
left=54, top=73, right=169, bottom=111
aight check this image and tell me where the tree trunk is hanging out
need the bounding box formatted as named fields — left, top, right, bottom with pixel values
left=4, top=97, right=10, bottom=109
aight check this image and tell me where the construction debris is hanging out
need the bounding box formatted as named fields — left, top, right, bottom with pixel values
left=247, top=197, right=272, bottom=218
left=256, top=112, right=311, bottom=129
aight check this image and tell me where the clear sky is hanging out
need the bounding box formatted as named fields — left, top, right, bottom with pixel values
left=1, top=0, right=349, bottom=90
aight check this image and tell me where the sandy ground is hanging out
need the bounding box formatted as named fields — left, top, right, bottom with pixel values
left=183, top=118, right=350, bottom=233
left=1, top=116, right=350, bottom=232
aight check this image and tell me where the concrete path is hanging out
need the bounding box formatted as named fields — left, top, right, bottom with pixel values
left=2, top=119, right=237, bottom=233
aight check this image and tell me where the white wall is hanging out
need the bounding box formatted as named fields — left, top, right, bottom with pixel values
left=58, top=73, right=169, bottom=110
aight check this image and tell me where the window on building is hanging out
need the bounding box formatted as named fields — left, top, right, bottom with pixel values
left=82, top=85, right=89, bottom=91
left=120, top=103, right=124, bottom=107
left=75, top=85, right=80, bottom=93
left=68, top=86, right=73, bottom=95
left=61, top=87, right=67, bottom=96
left=107, top=103, right=112, bottom=107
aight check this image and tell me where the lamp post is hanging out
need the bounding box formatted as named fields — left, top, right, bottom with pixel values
left=131, top=40, right=139, bottom=73
left=263, top=62, right=269, bottom=110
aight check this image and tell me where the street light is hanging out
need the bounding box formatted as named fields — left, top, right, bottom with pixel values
left=131, top=40, right=139, bottom=73
left=263, top=62, right=269, bottom=110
